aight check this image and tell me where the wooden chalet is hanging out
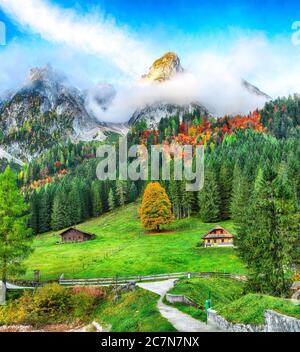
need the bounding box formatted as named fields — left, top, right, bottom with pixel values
left=59, top=228, right=95, bottom=244
left=203, top=225, right=234, bottom=247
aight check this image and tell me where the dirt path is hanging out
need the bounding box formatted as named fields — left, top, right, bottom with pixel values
left=137, top=279, right=220, bottom=332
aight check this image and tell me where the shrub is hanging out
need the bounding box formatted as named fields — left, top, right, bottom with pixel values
left=24, top=284, right=73, bottom=325
left=0, top=301, right=27, bottom=325
left=292, top=271, right=300, bottom=282
left=71, top=286, right=106, bottom=321
left=0, top=284, right=106, bottom=326
left=72, top=286, right=106, bottom=300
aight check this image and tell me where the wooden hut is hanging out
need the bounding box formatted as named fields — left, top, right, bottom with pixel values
left=59, top=228, right=95, bottom=244
left=203, top=225, right=234, bottom=247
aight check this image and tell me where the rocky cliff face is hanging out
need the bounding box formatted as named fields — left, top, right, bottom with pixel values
left=130, top=102, right=208, bottom=128
left=129, top=52, right=271, bottom=127
left=0, top=65, right=111, bottom=159
left=129, top=52, right=208, bottom=126
left=142, top=51, right=184, bottom=82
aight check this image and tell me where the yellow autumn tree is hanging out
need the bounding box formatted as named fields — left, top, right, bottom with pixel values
left=140, top=182, right=174, bottom=231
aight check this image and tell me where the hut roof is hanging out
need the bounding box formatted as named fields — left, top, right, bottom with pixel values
left=203, top=225, right=234, bottom=239
left=59, top=228, right=95, bottom=238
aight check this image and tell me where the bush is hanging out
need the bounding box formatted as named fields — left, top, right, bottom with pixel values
left=71, top=287, right=106, bottom=320
left=0, top=301, right=27, bottom=325
left=25, top=284, right=73, bottom=325
left=72, top=286, right=106, bottom=300
left=292, top=271, right=300, bottom=282
left=0, top=284, right=106, bottom=326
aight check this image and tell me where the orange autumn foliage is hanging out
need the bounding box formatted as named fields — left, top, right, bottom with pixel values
left=140, top=182, right=174, bottom=231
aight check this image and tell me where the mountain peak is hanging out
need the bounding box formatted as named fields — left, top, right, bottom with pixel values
left=27, top=64, right=65, bottom=84
left=142, top=51, right=184, bottom=82
left=28, top=64, right=52, bottom=81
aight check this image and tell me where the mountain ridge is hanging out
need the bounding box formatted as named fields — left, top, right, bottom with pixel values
left=0, top=52, right=271, bottom=160
left=129, top=52, right=271, bottom=127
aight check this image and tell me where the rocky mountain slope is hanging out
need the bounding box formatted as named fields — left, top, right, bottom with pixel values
left=0, top=65, right=118, bottom=160
left=129, top=52, right=271, bottom=127
left=141, top=51, right=184, bottom=82
left=0, top=53, right=271, bottom=161
left=129, top=52, right=209, bottom=127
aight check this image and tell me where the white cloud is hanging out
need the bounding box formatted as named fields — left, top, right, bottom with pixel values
left=0, top=0, right=153, bottom=77
left=92, top=34, right=300, bottom=123
left=92, top=66, right=268, bottom=123
left=2, top=1, right=300, bottom=124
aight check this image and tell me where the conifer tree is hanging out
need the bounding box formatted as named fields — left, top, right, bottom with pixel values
left=169, top=179, right=181, bottom=219
left=219, top=163, right=233, bottom=220
left=116, top=180, right=127, bottom=207
left=181, top=180, right=193, bottom=218
left=51, top=192, right=69, bottom=230
left=29, top=190, right=39, bottom=235
left=236, top=166, right=299, bottom=295
left=230, top=164, right=250, bottom=226
left=128, top=182, right=138, bottom=203
left=108, top=188, right=115, bottom=211
left=140, top=182, right=174, bottom=231
left=198, top=167, right=221, bottom=222
left=38, top=188, right=52, bottom=233
left=91, top=181, right=103, bottom=217
left=68, top=183, right=82, bottom=224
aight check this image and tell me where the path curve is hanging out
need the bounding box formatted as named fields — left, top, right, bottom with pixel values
left=137, top=279, right=220, bottom=332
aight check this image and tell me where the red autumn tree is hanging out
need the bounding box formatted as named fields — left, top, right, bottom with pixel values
left=140, top=182, right=174, bottom=231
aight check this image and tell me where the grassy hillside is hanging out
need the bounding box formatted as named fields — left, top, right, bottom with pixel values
left=169, top=277, right=244, bottom=308
left=215, top=294, right=300, bottom=325
left=95, top=288, right=176, bottom=332
left=23, top=203, right=245, bottom=281
left=166, top=277, right=244, bottom=321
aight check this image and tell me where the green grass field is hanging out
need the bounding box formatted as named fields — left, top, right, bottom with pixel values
left=166, top=277, right=245, bottom=321
left=95, top=288, right=176, bottom=332
left=215, top=293, right=300, bottom=324
left=169, top=277, right=245, bottom=309
left=23, top=203, right=245, bottom=281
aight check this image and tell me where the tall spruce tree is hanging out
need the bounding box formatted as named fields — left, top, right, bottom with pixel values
left=181, top=179, right=193, bottom=218
left=68, top=183, right=82, bottom=225
left=230, top=164, right=250, bottom=226
left=236, top=166, right=299, bottom=295
left=91, top=181, right=103, bottom=217
left=29, top=190, right=39, bottom=235
left=116, top=180, right=127, bottom=207
left=128, top=182, right=138, bottom=203
left=38, top=188, right=52, bottom=233
left=198, top=167, right=221, bottom=222
left=108, top=188, right=115, bottom=211
left=219, top=162, right=233, bottom=220
left=51, top=191, right=69, bottom=230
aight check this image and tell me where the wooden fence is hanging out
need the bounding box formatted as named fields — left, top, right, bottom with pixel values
left=59, top=271, right=247, bottom=286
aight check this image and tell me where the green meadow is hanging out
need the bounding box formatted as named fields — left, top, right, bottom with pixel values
left=23, top=203, right=245, bottom=281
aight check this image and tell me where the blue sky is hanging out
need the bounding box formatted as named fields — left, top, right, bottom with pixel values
left=1, top=0, right=300, bottom=116
left=1, top=0, right=299, bottom=43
